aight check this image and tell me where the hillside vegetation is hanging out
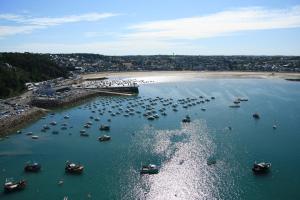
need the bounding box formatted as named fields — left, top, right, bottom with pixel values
left=0, top=53, right=68, bottom=98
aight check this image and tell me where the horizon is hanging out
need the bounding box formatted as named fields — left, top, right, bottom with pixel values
left=1, top=52, right=300, bottom=57
left=1, top=0, right=300, bottom=55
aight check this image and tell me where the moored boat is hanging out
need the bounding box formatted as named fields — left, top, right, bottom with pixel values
left=98, top=135, right=111, bottom=142
left=140, top=164, right=159, bottom=174
left=3, top=179, right=26, bottom=193
left=80, top=132, right=89, bottom=137
left=31, top=135, right=39, bottom=139
left=24, top=162, right=41, bottom=172
left=65, top=162, right=84, bottom=174
left=182, top=115, right=191, bottom=123
left=252, top=162, right=271, bottom=174
left=253, top=113, right=260, bottom=119
left=99, top=125, right=110, bottom=131
left=229, top=104, right=240, bottom=108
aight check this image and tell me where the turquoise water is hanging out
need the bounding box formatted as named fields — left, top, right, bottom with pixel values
left=1, top=78, right=300, bottom=200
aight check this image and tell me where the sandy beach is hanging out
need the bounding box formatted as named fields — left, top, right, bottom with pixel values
left=82, top=71, right=300, bottom=81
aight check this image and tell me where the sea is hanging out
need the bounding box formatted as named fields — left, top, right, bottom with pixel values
left=0, top=76, right=300, bottom=200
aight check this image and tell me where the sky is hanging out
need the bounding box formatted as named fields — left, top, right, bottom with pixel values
left=0, top=0, right=300, bottom=55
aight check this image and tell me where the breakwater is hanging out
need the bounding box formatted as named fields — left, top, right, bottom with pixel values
left=31, top=87, right=139, bottom=109
left=0, top=107, right=47, bottom=136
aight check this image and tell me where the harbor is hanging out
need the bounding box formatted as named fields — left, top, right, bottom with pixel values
left=0, top=75, right=300, bottom=199
left=0, top=75, right=140, bottom=136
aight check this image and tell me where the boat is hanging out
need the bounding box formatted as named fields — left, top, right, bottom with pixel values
left=99, top=125, right=110, bottom=131
left=24, top=162, right=41, bottom=172
left=253, top=113, right=260, bottom=119
left=252, top=162, right=271, bottom=173
left=43, top=125, right=50, bottom=130
left=80, top=132, right=89, bottom=137
left=31, top=135, right=39, bottom=139
left=273, top=125, right=277, bottom=129
left=182, top=115, right=191, bottom=123
left=229, top=104, right=240, bottom=108
left=238, top=97, right=248, bottom=101
left=3, top=179, right=26, bottom=193
left=140, top=164, right=159, bottom=174
left=26, top=132, right=33, bottom=136
left=98, top=135, right=111, bottom=142
left=52, top=130, right=59, bottom=135
left=65, top=162, right=84, bottom=174
left=50, top=121, right=57, bottom=126
left=207, top=157, right=217, bottom=165
left=147, top=116, right=155, bottom=120
left=233, top=100, right=240, bottom=104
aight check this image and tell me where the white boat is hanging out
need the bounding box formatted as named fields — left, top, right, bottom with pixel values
left=31, top=135, right=39, bottom=139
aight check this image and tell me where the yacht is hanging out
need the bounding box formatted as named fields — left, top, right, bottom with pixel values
left=140, top=164, right=159, bottom=174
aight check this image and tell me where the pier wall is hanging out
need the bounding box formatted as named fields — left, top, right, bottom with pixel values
left=97, top=86, right=139, bottom=94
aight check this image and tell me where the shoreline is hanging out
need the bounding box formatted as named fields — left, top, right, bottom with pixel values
left=82, top=71, right=300, bottom=81
left=0, top=107, right=48, bottom=137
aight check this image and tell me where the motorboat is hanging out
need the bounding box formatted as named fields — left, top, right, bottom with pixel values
left=99, top=125, right=110, bottom=131
left=65, top=162, right=84, bottom=174
left=229, top=104, right=240, bottom=108
left=24, top=162, right=41, bottom=172
left=98, top=135, right=111, bottom=142
left=253, top=113, right=260, bottom=119
left=80, top=132, right=89, bottom=137
left=3, top=179, right=26, bottom=193
left=50, top=121, right=57, bottom=126
left=31, top=135, right=39, bottom=139
left=182, top=115, right=191, bottom=123
left=140, top=164, right=159, bottom=174
left=252, top=162, right=271, bottom=173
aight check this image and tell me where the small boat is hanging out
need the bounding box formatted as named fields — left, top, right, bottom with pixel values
left=24, top=162, right=41, bottom=172
left=43, top=125, right=50, bottom=130
left=238, top=97, right=248, bottom=101
left=64, top=115, right=70, bottom=119
left=233, top=100, right=240, bottom=104
left=140, top=164, right=159, bottom=174
left=147, top=116, right=155, bottom=120
left=229, top=104, right=240, bottom=108
left=253, top=113, right=260, bottom=119
left=252, top=162, right=271, bottom=174
left=3, top=179, right=26, bottom=193
left=99, top=125, right=110, bottom=131
left=84, top=124, right=90, bottom=128
left=80, top=132, right=89, bottom=137
left=50, top=121, right=57, bottom=126
left=52, top=130, right=59, bottom=135
left=201, top=108, right=206, bottom=111
left=26, top=132, right=33, bottom=136
left=182, top=115, right=191, bottom=123
left=207, top=157, right=217, bottom=165
left=98, top=135, right=111, bottom=142
left=58, top=180, right=64, bottom=185
left=31, top=135, right=39, bottom=139
left=65, top=162, right=84, bottom=174
left=273, top=125, right=277, bottom=129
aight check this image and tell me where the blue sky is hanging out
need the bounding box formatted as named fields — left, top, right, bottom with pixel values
left=0, top=0, right=300, bottom=55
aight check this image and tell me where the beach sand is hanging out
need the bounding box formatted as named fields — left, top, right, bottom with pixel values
left=82, top=71, right=300, bottom=81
